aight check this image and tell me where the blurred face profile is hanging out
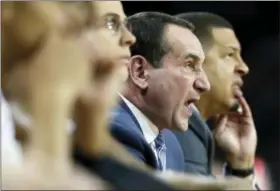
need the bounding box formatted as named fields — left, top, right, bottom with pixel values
left=145, top=24, right=209, bottom=131
left=2, top=1, right=136, bottom=108
left=201, top=27, right=249, bottom=114
left=1, top=2, right=94, bottom=102
left=88, top=1, right=136, bottom=81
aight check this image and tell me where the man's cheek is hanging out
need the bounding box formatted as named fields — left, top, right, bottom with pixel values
left=180, top=75, right=195, bottom=89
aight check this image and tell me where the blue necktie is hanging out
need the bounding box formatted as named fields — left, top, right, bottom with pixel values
left=155, top=132, right=166, bottom=171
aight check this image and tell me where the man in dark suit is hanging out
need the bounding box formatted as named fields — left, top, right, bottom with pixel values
left=173, top=105, right=214, bottom=175
left=110, top=12, right=210, bottom=173
left=174, top=12, right=259, bottom=189
left=111, top=98, right=186, bottom=172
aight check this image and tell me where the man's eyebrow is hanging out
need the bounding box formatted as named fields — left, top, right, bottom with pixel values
left=228, top=46, right=241, bottom=53
left=104, top=12, right=128, bottom=23
left=224, top=44, right=242, bottom=52
left=103, top=13, right=120, bottom=20
left=184, top=52, right=200, bottom=61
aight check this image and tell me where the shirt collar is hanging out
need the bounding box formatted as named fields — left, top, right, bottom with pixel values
left=119, top=94, right=158, bottom=144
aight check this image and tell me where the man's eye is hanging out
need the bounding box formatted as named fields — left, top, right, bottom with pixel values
left=106, top=17, right=120, bottom=32
left=226, top=52, right=235, bottom=58
left=184, top=62, right=196, bottom=71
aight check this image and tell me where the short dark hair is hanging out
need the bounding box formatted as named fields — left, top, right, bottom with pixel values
left=176, top=12, right=233, bottom=48
left=127, top=12, right=194, bottom=68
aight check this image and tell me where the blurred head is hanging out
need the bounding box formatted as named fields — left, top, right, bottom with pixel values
left=1, top=1, right=135, bottom=109
left=177, top=12, right=249, bottom=118
left=88, top=1, right=136, bottom=81
left=1, top=2, right=93, bottom=103
left=126, top=12, right=209, bottom=131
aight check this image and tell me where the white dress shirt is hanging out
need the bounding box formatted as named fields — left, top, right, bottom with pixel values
left=1, top=92, right=23, bottom=167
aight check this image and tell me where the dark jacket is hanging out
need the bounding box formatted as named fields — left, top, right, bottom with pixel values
left=110, top=99, right=185, bottom=172
left=173, top=107, right=214, bottom=175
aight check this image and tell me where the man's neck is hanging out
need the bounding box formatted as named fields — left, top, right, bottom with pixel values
left=122, top=88, right=146, bottom=114
left=195, top=98, right=220, bottom=120
left=122, top=92, right=162, bottom=133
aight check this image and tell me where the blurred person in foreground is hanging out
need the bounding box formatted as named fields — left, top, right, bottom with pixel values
left=174, top=12, right=259, bottom=189
left=1, top=1, right=108, bottom=189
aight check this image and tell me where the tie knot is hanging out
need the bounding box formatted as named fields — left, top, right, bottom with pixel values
left=155, top=132, right=165, bottom=148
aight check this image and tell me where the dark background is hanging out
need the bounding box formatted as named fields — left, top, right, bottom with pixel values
left=123, top=1, right=280, bottom=189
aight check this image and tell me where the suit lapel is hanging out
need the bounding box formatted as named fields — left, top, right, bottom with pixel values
left=189, top=108, right=214, bottom=174
left=205, top=119, right=215, bottom=174
left=118, top=99, right=143, bottom=135
left=117, top=99, right=159, bottom=169
left=189, top=110, right=209, bottom=148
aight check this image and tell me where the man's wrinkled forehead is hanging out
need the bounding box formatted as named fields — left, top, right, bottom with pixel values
left=93, top=1, right=126, bottom=21
left=165, top=24, right=205, bottom=61
left=211, top=27, right=241, bottom=50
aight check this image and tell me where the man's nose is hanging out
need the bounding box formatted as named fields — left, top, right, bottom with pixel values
left=194, top=70, right=210, bottom=93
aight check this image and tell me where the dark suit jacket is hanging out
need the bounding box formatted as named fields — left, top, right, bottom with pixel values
left=110, top=99, right=184, bottom=172
left=173, top=107, right=214, bottom=176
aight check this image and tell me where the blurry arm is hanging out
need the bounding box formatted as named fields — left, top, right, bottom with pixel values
left=75, top=114, right=253, bottom=191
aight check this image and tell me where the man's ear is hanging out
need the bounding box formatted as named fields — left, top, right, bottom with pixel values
left=128, top=55, right=150, bottom=90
